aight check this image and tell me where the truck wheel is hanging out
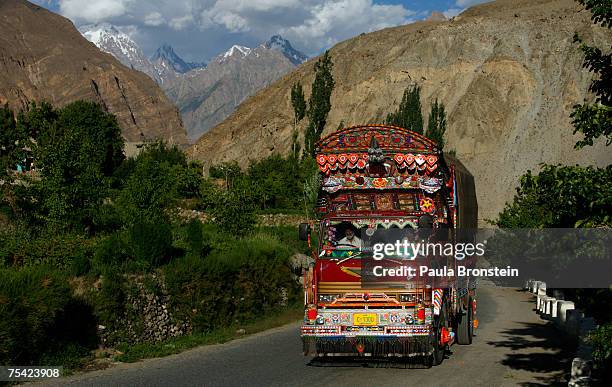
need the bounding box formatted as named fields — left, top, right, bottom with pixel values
left=456, top=298, right=473, bottom=345
left=426, top=305, right=447, bottom=367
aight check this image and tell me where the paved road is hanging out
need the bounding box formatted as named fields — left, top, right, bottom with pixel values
left=44, top=282, right=574, bottom=387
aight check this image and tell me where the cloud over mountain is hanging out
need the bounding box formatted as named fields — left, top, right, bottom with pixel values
left=48, top=0, right=416, bottom=56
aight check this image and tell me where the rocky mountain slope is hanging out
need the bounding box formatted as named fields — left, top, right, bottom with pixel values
left=0, top=0, right=187, bottom=144
left=263, top=35, right=308, bottom=66
left=189, top=0, right=612, bottom=223
left=80, top=24, right=163, bottom=84
left=150, top=44, right=205, bottom=84
left=164, top=38, right=306, bottom=141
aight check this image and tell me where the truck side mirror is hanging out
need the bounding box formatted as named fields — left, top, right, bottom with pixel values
left=299, top=223, right=311, bottom=241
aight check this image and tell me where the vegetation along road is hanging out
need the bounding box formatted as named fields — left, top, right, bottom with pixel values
left=43, top=281, right=574, bottom=387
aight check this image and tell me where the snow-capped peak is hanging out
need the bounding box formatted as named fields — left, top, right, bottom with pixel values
left=79, top=23, right=166, bottom=83
left=263, top=35, right=308, bottom=65
left=221, top=45, right=252, bottom=60
left=80, top=23, right=138, bottom=59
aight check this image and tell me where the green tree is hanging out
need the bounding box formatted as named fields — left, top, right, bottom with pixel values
left=304, top=51, right=334, bottom=156
left=0, top=104, right=18, bottom=179
left=571, top=0, right=611, bottom=148
left=209, top=161, right=242, bottom=189
left=291, top=82, right=306, bottom=123
left=494, top=164, right=612, bottom=228
left=0, top=103, right=44, bottom=182
left=117, top=155, right=177, bottom=224
left=426, top=99, right=447, bottom=148
left=210, top=188, right=256, bottom=237
left=386, top=85, right=424, bottom=134
left=34, top=101, right=124, bottom=230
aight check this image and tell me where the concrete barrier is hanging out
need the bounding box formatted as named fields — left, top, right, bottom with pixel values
left=549, top=298, right=558, bottom=318
left=536, top=290, right=548, bottom=313
left=527, top=281, right=597, bottom=386
left=539, top=281, right=546, bottom=293
left=544, top=297, right=556, bottom=317
left=568, top=358, right=593, bottom=387
left=538, top=296, right=550, bottom=313
left=557, top=301, right=575, bottom=325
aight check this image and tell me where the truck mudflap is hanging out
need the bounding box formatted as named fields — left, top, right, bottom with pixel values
left=301, top=325, right=433, bottom=356
left=302, top=335, right=432, bottom=357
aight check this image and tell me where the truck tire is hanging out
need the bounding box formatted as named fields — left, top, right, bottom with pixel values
left=426, top=305, right=447, bottom=367
left=456, top=298, right=473, bottom=345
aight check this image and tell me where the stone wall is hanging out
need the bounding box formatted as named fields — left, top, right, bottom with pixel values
left=98, top=274, right=191, bottom=347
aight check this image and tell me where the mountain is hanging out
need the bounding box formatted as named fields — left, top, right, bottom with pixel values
left=150, top=44, right=205, bottom=83
left=263, top=35, right=308, bottom=65
left=217, top=45, right=252, bottom=62
left=163, top=39, right=303, bottom=141
left=0, top=0, right=187, bottom=144
left=79, top=27, right=204, bottom=85
left=80, top=23, right=162, bottom=84
left=189, top=0, right=612, bottom=223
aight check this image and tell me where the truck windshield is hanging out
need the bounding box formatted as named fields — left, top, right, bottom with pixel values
left=319, top=219, right=418, bottom=258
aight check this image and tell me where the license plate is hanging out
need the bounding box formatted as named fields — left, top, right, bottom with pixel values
left=353, top=313, right=377, bottom=326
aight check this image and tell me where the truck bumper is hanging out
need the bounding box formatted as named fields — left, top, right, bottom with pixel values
left=301, top=325, right=432, bottom=356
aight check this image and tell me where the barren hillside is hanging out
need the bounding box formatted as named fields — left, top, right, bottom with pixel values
left=0, top=0, right=187, bottom=144
left=189, top=0, right=612, bottom=222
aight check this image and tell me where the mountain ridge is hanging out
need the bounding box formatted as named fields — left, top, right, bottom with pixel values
left=189, top=0, right=612, bottom=222
left=165, top=45, right=297, bottom=141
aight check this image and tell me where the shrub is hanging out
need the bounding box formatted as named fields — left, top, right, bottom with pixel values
left=494, top=165, right=612, bottom=228
left=93, top=269, right=126, bottom=335
left=0, top=229, right=95, bottom=271
left=92, top=232, right=130, bottom=274
left=128, top=219, right=173, bottom=268
left=210, top=189, right=256, bottom=237
left=164, top=232, right=298, bottom=332
left=185, top=219, right=204, bottom=258
left=589, top=322, right=612, bottom=381
left=0, top=266, right=96, bottom=365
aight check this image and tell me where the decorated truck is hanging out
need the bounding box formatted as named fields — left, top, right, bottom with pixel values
left=299, top=125, right=478, bottom=365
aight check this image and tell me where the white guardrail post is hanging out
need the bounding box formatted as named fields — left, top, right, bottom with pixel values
left=527, top=281, right=597, bottom=386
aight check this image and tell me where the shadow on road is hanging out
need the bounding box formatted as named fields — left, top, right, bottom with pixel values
left=486, top=322, right=576, bottom=387
left=306, top=348, right=455, bottom=369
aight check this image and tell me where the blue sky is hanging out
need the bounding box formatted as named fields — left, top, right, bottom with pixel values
left=31, top=0, right=490, bottom=61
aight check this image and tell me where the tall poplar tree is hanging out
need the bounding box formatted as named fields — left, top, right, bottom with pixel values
left=304, top=51, right=334, bottom=156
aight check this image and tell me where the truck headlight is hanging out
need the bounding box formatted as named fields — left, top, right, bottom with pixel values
left=318, top=294, right=340, bottom=303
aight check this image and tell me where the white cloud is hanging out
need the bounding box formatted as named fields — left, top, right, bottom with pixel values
left=60, top=0, right=131, bottom=23
left=282, top=0, right=414, bottom=53
left=169, top=14, right=194, bottom=30
left=57, top=0, right=415, bottom=57
left=144, top=12, right=165, bottom=27
left=200, top=7, right=250, bottom=33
